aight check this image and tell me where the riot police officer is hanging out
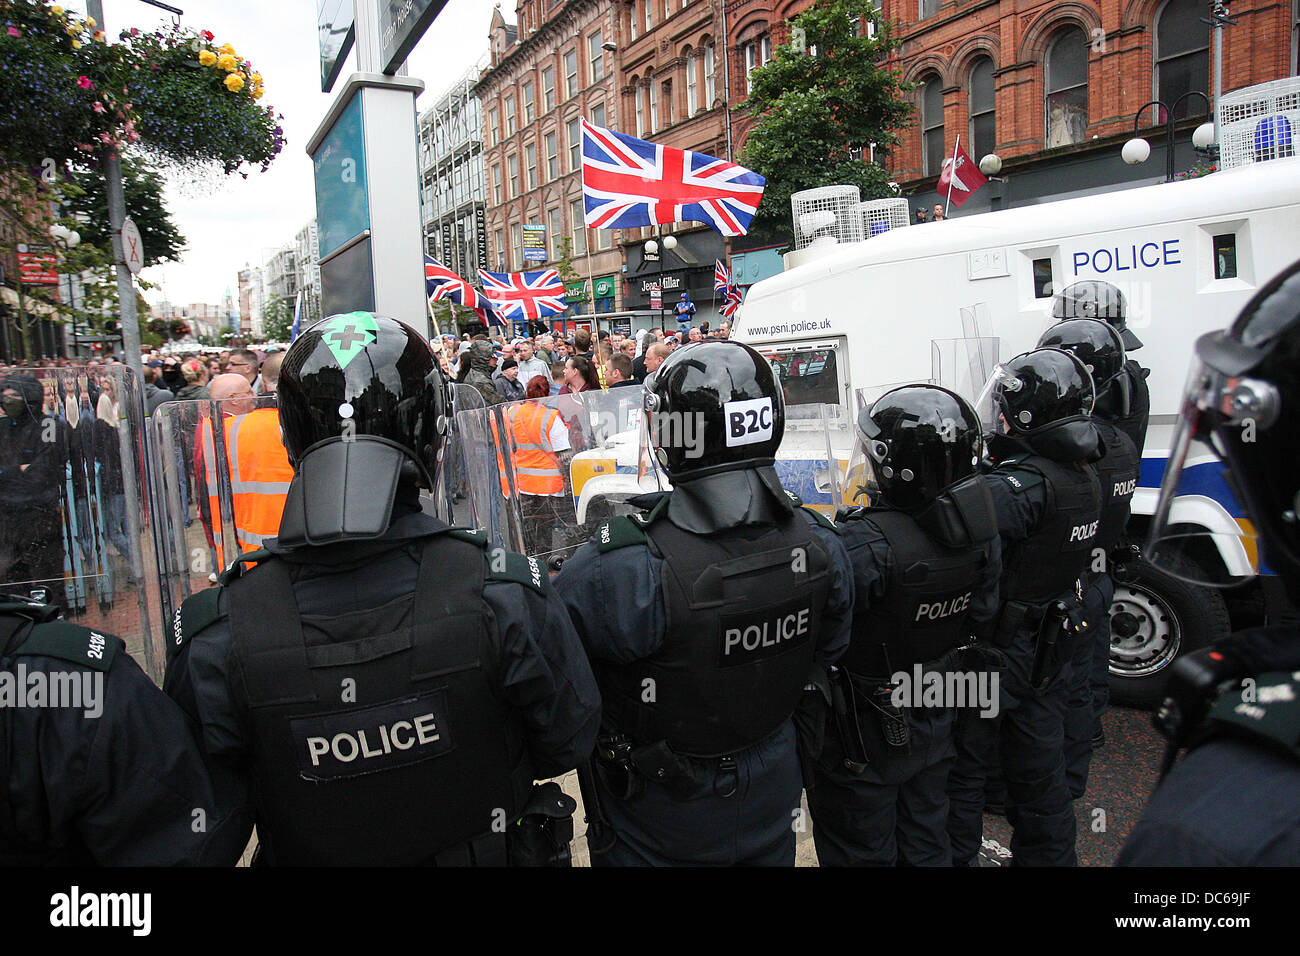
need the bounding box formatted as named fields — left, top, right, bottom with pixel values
left=1118, top=260, right=1300, bottom=865
left=552, top=340, right=854, bottom=866
left=1053, top=280, right=1149, bottom=455
left=807, top=386, right=1001, bottom=866
left=1, top=595, right=249, bottom=864
left=946, top=348, right=1102, bottom=866
left=165, top=313, right=600, bottom=866
left=1037, top=319, right=1140, bottom=791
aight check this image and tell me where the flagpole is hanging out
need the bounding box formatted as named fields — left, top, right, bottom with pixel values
left=585, top=225, right=597, bottom=342
left=944, top=134, right=960, bottom=219
left=426, top=295, right=441, bottom=339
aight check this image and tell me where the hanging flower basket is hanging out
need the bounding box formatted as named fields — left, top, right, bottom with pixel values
left=0, top=0, right=283, bottom=176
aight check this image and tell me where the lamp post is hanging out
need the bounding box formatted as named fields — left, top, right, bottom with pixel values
left=1122, top=93, right=1217, bottom=182
left=642, top=230, right=678, bottom=333
left=978, top=153, right=1009, bottom=211
left=49, top=223, right=81, bottom=360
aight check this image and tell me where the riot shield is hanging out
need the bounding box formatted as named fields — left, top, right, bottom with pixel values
left=774, top=403, right=853, bottom=519
left=457, top=386, right=664, bottom=569
left=932, top=311, right=1002, bottom=429
left=0, top=366, right=160, bottom=676
left=149, top=393, right=290, bottom=679
left=432, top=383, right=486, bottom=526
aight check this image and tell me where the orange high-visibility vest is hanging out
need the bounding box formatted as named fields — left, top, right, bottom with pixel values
left=493, top=401, right=564, bottom=497
left=201, top=408, right=293, bottom=565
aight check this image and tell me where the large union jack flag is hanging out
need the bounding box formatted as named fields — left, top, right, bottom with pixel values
left=425, top=255, right=504, bottom=327
left=581, top=118, right=766, bottom=237
left=476, top=267, right=568, bottom=323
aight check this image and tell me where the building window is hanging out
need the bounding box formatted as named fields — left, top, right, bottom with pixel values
left=592, top=102, right=606, bottom=128
left=969, top=57, right=996, bottom=162
left=570, top=198, right=587, bottom=254
left=494, top=229, right=504, bottom=269
left=568, top=118, right=582, bottom=171
left=1155, top=0, right=1210, bottom=119
left=564, top=49, right=579, bottom=99
left=505, top=95, right=516, bottom=135
left=648, top=73, right=658, bottom=132
left=645, top=0, right=653, bottom=31
left=589, top=30, right=605, bottom=82
left=662, top=80, right=673, bottom=126
left=636, top=82, right=646, bottom=136
left=542, top=66, right=556, bottom=112
left=704, top=43, right=715, bottom=105
left=921, top=74, right=945, bottom=177
left=508, top=154, right=519, bottom=197
left=548, top=208, right=562, bottom=260
left=1045, top=28, right=1088, bottom=148
left=488, top=107, right=499, bottom=146
left=686, top=51, right=698, bottom=114
left=630, top=2, right=638, bottom=40
left=526, top=143, right=538, bottom=189
left=744, top=37, right=772, bottom=94
left=511, top=224, right=523, bottom=271
left=545, top=131, right=558, bottom=180
left=492, top=164, right=502, bottom=203
left=920, top=0, right=939, bottom=18
left=523, top=79, right=535, bottom=123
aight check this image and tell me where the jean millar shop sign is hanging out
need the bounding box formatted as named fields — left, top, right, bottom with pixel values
left=626, top=267, right=712, bottom=307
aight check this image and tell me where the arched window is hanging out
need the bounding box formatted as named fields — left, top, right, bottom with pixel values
left=634, top=78, right=645, bottom=137
left=1045, top=28, right=1088, bottom=148
left=921, top=74, right=945, bottom=176
left=685, top=49, right=698, bottom=115
left=969, top=57, right=996, bottom=161
left=1155, top=0, right=1209, bottom=119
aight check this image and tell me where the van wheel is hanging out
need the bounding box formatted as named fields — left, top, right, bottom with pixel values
left=1108, top=555, right=1231, bottom=708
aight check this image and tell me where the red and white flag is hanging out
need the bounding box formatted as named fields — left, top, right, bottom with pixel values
left=937, top=140, right=988, bottom=208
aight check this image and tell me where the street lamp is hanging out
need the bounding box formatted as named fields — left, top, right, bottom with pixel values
left=642, top=231, right=679, bottom=331
left=1122, top=93, right=1216, bottom=182
left=49, top=223, right=81, bottom=358
left=979, top=153, right=1008, bottom=210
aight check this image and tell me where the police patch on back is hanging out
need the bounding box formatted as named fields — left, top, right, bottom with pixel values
left=719, top=597, right=815, bottom=668
left=292, top=689, right=456, bottom=782
left=999, top=469, right=1043, bottom=493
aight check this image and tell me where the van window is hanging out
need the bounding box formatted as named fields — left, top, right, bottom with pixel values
left=761, top=347, right=843, bottom=409
left=1213, top=233, right=1237, bottom=279
left=1033, top=258, right=1055, bottom=297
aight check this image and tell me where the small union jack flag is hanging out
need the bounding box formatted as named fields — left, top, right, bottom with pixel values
left=476, top=267, right=568, bottom=323
left=719, top=285, right=743, bottom=320
left=714, top=258, right=732, bottom=293
left=581, top=118, right=766, bottom=237
left=714, top=258, right=742, bottom=318
left=426, top=255, right=503, bottom=327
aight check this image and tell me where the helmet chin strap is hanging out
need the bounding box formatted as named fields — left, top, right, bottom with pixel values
left=277, top=438, right=407, bottom=547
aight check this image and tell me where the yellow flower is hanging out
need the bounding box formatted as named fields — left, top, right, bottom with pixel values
left=216, top=53, right=237, bottom=71
left=224, top=72, right=245, bottom=92
left=51, top=6, right=64, bottom=16
left=252, top=87, right=264, bottom=100
left=220, top=43, right=235, bottom=55
left=85, top=16, right=95, bottom=27
left=249, top=73, right=262, bottom=85
left=70, top=39, right=81, bottom=49
left=198, top=50, right=216, bottom=66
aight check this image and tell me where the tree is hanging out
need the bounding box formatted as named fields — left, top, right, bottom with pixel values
left=260, top=294, right=293, bottom=343
left=739, top=0, right=914, bottom=244
left=64, top=158, right=186, bottom=266
left=554, top=236, right=587, bottom=310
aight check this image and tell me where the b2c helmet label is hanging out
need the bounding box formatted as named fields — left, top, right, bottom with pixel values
left=724, top=397, right=774, bottom=447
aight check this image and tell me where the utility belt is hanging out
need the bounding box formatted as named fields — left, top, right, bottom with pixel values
left=992, top=583, right=1090, bottom=692
left=595, top=729, right=752, bottom=801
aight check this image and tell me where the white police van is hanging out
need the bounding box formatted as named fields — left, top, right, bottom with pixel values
left=733, top=156, right=1300, bottom=705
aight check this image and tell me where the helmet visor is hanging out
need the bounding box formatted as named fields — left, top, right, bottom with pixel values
left=973, top=364, right=1024, bottom=431
left=1146, top=358, right=1262, bottom=586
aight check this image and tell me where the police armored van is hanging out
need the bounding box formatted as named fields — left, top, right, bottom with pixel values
left=734, top=155, right=1300, bottom=706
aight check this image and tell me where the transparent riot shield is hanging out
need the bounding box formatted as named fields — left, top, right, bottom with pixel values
left=775, top=403, right=853, bottom=519
left=0, top=366, right=160, bottom=676
left=432, top=383, right=486, bottom=526
left=932, top=314, right=1002, bottom=430
left=149, top=393, right=289, bottom=680
left=457, top=386, right=664, bottom=570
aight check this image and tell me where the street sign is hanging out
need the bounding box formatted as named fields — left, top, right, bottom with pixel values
left=317, top=0, right=355, bottom=93
left=121, top=218, right=144, bottom=274
left=379, top=0, right=449, bottom=74
left=522, top=224, right=547, bottom=263
left=649, top=284, right=662, bottom=310
left=16, top=243, right=58, bottom=285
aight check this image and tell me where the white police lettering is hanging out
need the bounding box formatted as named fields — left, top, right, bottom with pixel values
left=1004, top=474, right=1022, bottom=489
left=1112, top=478, right=1137, bottom=497
left=723, top=607, right=811, bottom=655
left=724, top=397, right=774, bottom=448
left=914, top=592, right=972, bottom=622
left=173, top=608, right=183, bottom=646
left=306, top=711, right=441, bottom=767
left=1068, top=520, right=1099, bottom=542
left=87, top=632, right=105, bottom=661
left=599, top=523, right=611, bottom=545
left=528, top=557, right=542, bottom=589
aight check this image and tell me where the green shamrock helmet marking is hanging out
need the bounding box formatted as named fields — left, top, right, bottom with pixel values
left=319, top=312, right=379, bottom=369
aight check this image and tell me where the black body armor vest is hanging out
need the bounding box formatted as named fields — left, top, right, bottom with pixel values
left=998, top=454, right=1103, bottom=606
left=226, top=533, right=535, bottom=865
left=1115, top=360, right=1150, bottom=456
left=1093, top=419, right=1139, bottom=553
left=598, top=510, right=832, bottom=757
left=838, top=508, right=990, bottom=681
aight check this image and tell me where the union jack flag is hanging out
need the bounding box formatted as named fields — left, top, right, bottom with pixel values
left=476, top=267, right=568, bottom=323
left=426, top=255, right=503, bottom=327
left=720, top=285, right=743, bottom=319
left=714, top=258, right=742, bottom=318
left=581, top=118, right=766, bottom=237
left=714, top=258, right=732, bottom=293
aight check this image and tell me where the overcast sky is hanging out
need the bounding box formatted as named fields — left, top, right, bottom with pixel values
left=60, top=0, right=507, bottom=308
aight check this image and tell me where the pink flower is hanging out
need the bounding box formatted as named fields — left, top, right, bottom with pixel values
left=91, top=101, right=104, bottom=113
left=6, top=26, right=20, bottom=37
left=127, top=131, right=140, bottom=143
left=99, top=132, right=114, bottom=144
left=77, top=75, right=93, bottom=89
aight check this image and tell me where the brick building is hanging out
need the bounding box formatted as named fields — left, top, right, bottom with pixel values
left=477, top=1, right=624, bottom=325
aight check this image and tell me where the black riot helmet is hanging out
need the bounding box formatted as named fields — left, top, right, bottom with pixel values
left=276, top=312, right=451, bottom=545
left=1052, top=279, right=1142, bottom=350
left=983, top=347, right=1098, bottom=461
left=644, top=340, right=784, bottom=480
left=1149, top=259, right=1300, bottom=597
left=1038, top=317, right=1131, bottom=418
left=857, top=385, right=983, bottom=512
